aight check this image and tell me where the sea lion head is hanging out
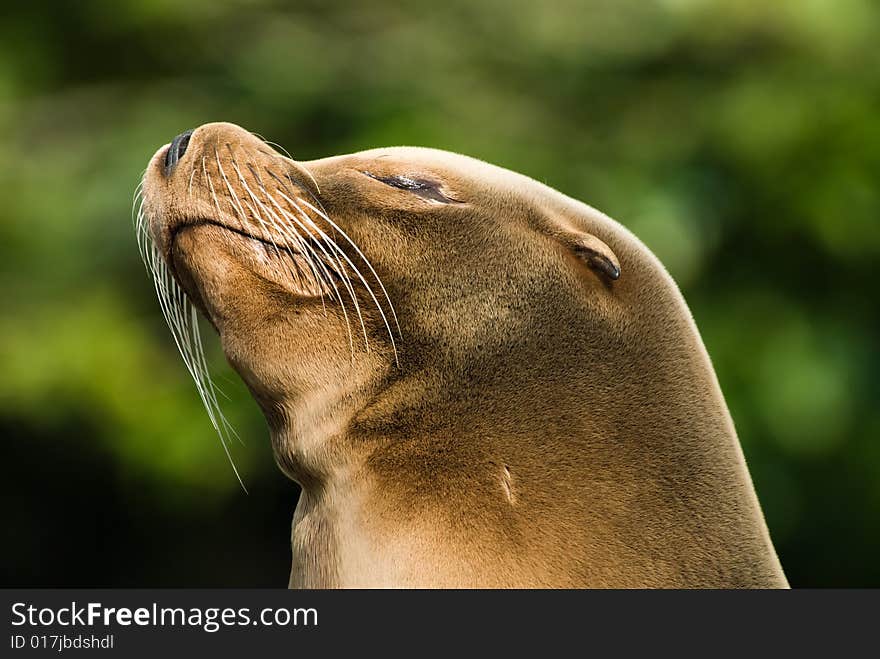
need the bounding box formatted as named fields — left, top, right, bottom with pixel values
left=138, top=121, right=626, bottom=478
left=138, top=122, right=788, bottom=587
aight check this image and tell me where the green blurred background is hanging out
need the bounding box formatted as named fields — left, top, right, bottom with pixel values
left=1, top=0, right=878, bottom=587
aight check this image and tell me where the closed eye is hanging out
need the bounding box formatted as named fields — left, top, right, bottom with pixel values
left=362, top=171, right=462, bottom=204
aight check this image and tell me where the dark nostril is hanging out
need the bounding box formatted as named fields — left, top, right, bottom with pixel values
left=164, top=129, right=194, bottom=175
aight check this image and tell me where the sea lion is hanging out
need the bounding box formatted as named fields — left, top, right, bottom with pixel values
left=136, top=121, right=788, bottom=588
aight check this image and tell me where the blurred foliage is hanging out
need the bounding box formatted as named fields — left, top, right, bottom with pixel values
left=0, top=0, right=878, bottom=586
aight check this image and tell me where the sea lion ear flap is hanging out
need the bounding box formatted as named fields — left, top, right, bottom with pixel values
left=558, top=231, right=621, bottom=282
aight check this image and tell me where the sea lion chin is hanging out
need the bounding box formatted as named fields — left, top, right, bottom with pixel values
left=136, top=121, right=788, bottom=588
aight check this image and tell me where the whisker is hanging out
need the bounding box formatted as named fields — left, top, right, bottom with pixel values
left=202, top=156, right=222, bottom=217
left=214, top=147, right=250, bottom=232
left=242, top=161, right=334, bottom=310
left=249, top=131, right=322, bottom=194
left=134, top=176, right=248, bottom=492
left=187, top=166, right=197, bottom=198
left=229, top=156, right=318, bottom=291
left=299, top=194, right=401, bottom=336
left=267, top=197, right=359, bottom=361
left=246, top=164, right=362, bottom=358
left=273, top=169, right=401, bottom=348
left=276, top=191, right=370, bottom=352
left=275, top=183, right=400, bottom=365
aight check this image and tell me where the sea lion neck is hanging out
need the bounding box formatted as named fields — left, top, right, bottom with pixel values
left=260, top=355, right=392, bottom=491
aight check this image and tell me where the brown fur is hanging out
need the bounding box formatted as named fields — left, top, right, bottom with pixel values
left=141, top=122, right=788, bottom=588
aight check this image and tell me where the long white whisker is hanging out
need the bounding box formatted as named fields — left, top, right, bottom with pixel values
left=202, top=156, right=222, bottom=217
left=277, top=187, right=399, bottom=365
left=187, top=166, right=197, bottom=197
left=241, top=162, right=336, bottom=313
left=230, top=158, right=322, bottom=293
left=214, top=148, right=250, bottom=231
left=135, top=177, right=247, bottom=492
left=269, top=200, right=359, bottom=360
left=274, top=173, right=400, bottom=363
left=298, top=194, right=401, bottom=337
left=249, top=131, right=322, bottom=195
left=251, top=169, right=361, bottom=359
left=277, top=195, right=370, bottom=352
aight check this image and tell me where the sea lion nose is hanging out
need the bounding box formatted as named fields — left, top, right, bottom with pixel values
left=164, top=129, right=194, bottom=175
